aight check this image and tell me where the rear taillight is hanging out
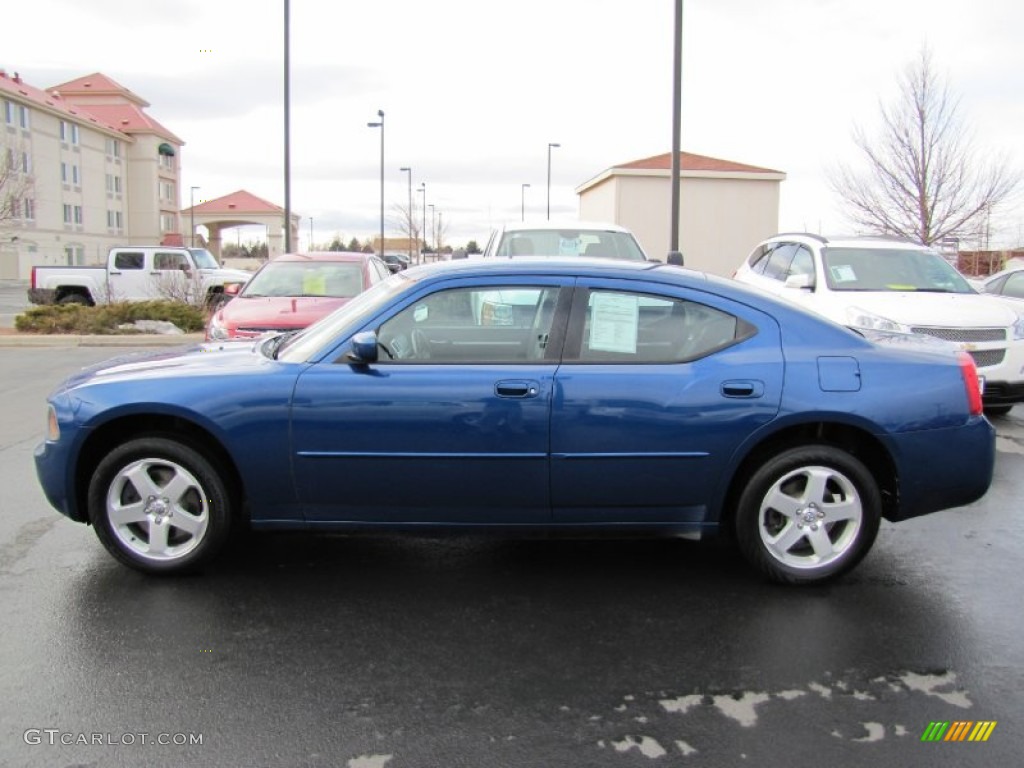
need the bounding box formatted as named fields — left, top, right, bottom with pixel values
left=30, top=266, right=36, bottom=290
left=959, top=352, right=983, bottom=416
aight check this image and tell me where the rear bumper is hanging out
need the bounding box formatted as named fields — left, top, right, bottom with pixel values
left=885, top=417, right=995, bottom=522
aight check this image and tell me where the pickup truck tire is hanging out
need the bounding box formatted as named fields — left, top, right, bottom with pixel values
left=57, top=292, right=92, bottom=306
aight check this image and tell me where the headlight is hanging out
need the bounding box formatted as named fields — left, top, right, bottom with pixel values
left=846, top=306, right=912, bottom=334
left=46, top=404, right=60, bottom=442
left=206, top=313, right=230, bottom=341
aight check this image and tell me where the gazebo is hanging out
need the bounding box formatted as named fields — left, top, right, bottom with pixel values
left=182, top=190, right=300, bottom=260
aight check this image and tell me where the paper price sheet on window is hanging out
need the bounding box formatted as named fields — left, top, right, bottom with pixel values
left=588, top=293, right=639, bottom=354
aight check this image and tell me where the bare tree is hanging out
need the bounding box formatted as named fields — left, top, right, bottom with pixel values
left=390, top=201, right=421, bottom=256
left=0, top=137, right=35, bottom=230
left=830, top=47, right=1020, bottom=246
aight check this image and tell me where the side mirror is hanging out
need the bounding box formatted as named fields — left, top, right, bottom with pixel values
left=348, top=331, right=379, bottom=364
left=666, top=251, right=684, bottom=266
left=784, top=273, right=815, bottom=290
left=224, top=282, right=242, bottom=296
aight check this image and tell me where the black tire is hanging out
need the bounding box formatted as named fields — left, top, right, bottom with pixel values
left=57, top=292, right=91, bottom=306
left=983, top=405, right=1013, bottom=417
left=87, top=436, right=233, bottom=575
left=734, top=445, right=881, bottom=585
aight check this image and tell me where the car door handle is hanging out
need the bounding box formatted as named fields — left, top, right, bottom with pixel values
left=495, top=380, right=540, bottom=398
left=721, top=379, right=764, bottom=398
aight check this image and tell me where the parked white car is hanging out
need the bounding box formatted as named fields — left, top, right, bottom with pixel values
left=733, top=234, right=1024, bottom=415
left=481, top=220, right=650, bottom=261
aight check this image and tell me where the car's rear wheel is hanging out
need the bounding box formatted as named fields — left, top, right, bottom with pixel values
left=87, top=436, right=232, bottom=575
left=734, top=445, right=880, bottom=585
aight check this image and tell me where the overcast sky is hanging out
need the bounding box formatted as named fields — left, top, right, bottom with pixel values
left=7, top=0, right=1023, bottom=250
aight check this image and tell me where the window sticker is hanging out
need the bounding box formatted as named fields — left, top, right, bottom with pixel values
left=414, top=304, right=429, bottom=323
left=302, top=273, right=326, bottom=295
left=830, top=265, right=858, bottom=282
left=589, top=293, right=639, bottom=354
left=559, top=237, right=581, bottom=256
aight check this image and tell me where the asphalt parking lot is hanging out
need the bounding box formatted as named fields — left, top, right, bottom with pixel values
left=1, top=340, right=1022, bottom=767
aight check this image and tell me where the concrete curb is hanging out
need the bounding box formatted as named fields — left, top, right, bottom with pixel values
left=0, top=333, right=205, bottom=348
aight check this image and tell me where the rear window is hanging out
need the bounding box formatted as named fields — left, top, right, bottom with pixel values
left=496, top=229, right=646, bottom=260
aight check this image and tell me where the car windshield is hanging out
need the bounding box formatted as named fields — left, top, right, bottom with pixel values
left=188, top=248, right=220, bottom=269
left=241, top=261, right=365, bottom=298
left=822, top=247, right=973, bottom=293
left=496, top=229, right=646, bottom=260
left=275, top=272, right=416, bottom=362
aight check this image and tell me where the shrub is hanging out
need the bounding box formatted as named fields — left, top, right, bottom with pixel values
left=15, top=301, right=206, bottom=334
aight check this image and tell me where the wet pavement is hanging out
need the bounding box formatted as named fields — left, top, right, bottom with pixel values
left=1, top=345, right=1021, bottom=767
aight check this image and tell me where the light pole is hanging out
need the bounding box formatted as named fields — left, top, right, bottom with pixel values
left=367, top=109, right=385, bottom=256
left=546, top=142, right=560, bottom=220
left=309, top=217, right=313, bottom=251
left=418, top=182, right=426, bottom=264
left=189, top=186, right=200, bottom=247
left=428, top=204, right=435, bottom=260
left=400, top=166, right=413, bottom=264
left=521, top=183, right=530, bottom=221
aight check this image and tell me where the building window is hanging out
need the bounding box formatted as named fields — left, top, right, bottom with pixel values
left=18, top=104, right=29, bottom=130
left=61, top=162, right=68, bottom=183
left=116, top=210, right=123, bottom=229
left=64, top=245, right=85, bottom=266
left=9, top=198, right=21, bottom=218
left=159, top=180, right=175, bottom=201
left=160, top=213, right=177, bottom=232
left=60, top=121, right=80, bottom=145
left=105, top=137, right=121, bottom=158
left=73, top=205, right=83, bottom=225
left=105, top=174, right=123, bottom=194
left=21, top=151, right=30, bottom=174
left=107, top=210, right=115, bottom=228
left=23, top=198, right=35, bottom=221
left=159, top=153, right=175, bottom=170
left=72, top=164, right=80, bottom=186
left=62, top=204, right=72, bottom=224
left=3, top=100, right=11, bottom=124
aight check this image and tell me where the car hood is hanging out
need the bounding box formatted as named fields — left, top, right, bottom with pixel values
left=815, top=291, right=1020, bottom=327
left=205, top=268, right=252, bottom=283
left=219, top=296, right=352, bottom=329
left=54, top=341, right=271, bottom=395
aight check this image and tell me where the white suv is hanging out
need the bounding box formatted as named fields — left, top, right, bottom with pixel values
left=734, top=233, right=1024, bottom=415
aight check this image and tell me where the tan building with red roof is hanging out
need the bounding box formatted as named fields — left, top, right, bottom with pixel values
left=576, top=151, right=785, bottom=275
left=0, top=70, right=185, bottom=278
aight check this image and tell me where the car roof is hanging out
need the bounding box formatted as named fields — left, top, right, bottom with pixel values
left=496, top=219, right=633, bottom=234
left=271, top=251, right=373, bottom=263
left=763, top=233, right=936, bottom=252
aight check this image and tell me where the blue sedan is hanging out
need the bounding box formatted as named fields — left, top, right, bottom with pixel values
left=34, top=258, right=995, bottom=584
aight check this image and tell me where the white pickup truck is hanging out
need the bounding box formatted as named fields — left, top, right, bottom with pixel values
left=29, top=246, right=252, bottom=306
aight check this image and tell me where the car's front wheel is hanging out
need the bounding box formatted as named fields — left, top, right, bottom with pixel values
left=87, top=436, right=233, bottom=575
left=734, top=445, right=880, bottom=585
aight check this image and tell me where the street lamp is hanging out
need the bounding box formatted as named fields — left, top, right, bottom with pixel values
left=189, top=186, right=200, bottom=247
left=428, top=203, right=435, bottom=260
left=400, top=166, right=413, bottom=264
left=546, top=142, right=560, bottom=220
left=418, top=182, right=426, bottom=263
left=309, top=217, right=313, bottom=251
left=521, top=183, right=530, bottom=221
left=367, top=109, right=385, bottom=256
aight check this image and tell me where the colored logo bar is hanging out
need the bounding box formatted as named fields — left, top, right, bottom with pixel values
left=921, top=721, right=997, bottom=742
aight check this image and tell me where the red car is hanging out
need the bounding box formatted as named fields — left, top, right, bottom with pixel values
left=206, top=251, right=392, bottom=340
